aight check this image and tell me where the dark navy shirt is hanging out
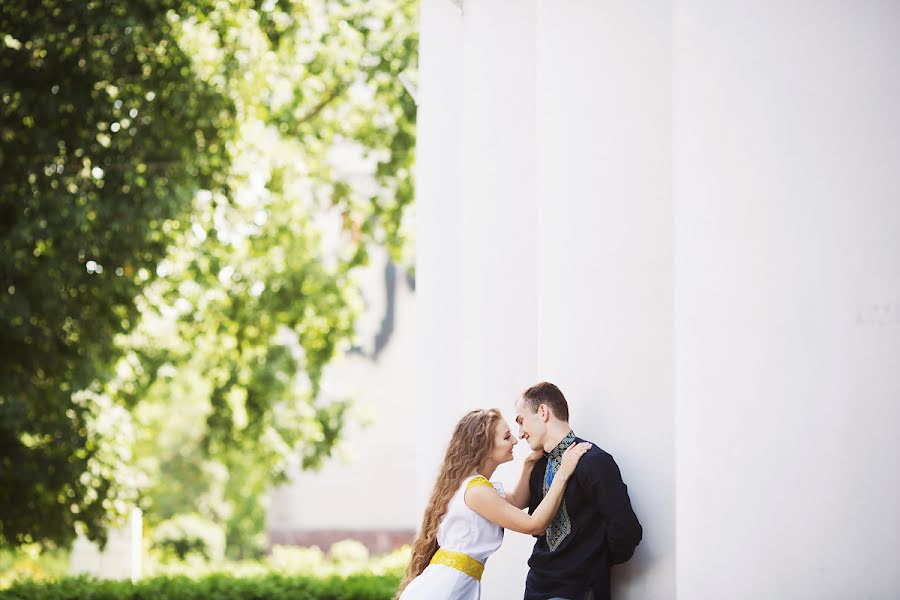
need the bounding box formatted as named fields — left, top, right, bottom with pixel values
left=525, top=435, right=642, bottom=600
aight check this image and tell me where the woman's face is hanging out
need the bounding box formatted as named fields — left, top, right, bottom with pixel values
left=489, top=419, right=518, bottom=464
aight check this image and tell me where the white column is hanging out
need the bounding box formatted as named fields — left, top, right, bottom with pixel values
left=130, top=508, right=142, bottom=582
left=418, top=1, right=674, bottom=598
left=536, top=2, right=675, bottom=599
left=69, top=508, right=143, bottom=581
left=419, top=1, right=900, bottom=599
left=459, top=1, right=540, bottom=597
left=415, top=0, right=467, bottom=523
left=674, top=2, right=900, bottom=597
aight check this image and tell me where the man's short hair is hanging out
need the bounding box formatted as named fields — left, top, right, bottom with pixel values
left=521, top=381, right=569, bottom=422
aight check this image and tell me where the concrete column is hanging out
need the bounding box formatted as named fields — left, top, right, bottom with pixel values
left=415, top=0, right=467, bottom=523
left=459, top=2, right=540, bottom=597
left=417, top=1, right=900, bottom=598
left=69, top=508, right=142, bottom=582
left=674, top=2, right=900, bottom=597
left=536, top=2, right=675, bottom=599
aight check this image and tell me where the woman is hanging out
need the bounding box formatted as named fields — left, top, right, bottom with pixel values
left=396, top=408, right=591, bottom=599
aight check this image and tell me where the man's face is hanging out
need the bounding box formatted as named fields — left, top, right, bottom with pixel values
left=515, top=398, right=547, bottom=451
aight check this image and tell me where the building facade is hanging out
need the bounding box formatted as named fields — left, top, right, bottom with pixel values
left=416, top=1, right=900, bottom=598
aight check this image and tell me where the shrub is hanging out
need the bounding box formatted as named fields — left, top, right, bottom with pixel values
left=1, top=573, right=402, bottom=600
left=329, top=540, right=370, bottom=572
left=266, top=545, right=327, bottom=574
left=150, top=514, right=226, bottom=562
left=0, top=546, right=68, bottom=590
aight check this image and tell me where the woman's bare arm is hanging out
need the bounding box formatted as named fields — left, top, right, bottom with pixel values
left=466, top=442, right=591, bottom=535
left=505, top=449, right=543, bottom=510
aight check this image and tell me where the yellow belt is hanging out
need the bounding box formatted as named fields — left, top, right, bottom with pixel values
left=429, top=548, right=485, bottom=581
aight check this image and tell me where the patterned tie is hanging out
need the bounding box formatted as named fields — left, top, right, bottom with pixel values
left=542, top=431, right=576, bottom=551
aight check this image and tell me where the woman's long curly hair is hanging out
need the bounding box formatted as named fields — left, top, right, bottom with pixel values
left=395, top=409, right=502, bottom=598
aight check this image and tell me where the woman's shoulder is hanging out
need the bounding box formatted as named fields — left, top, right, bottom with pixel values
left=465, top=474, right=493, bottom=491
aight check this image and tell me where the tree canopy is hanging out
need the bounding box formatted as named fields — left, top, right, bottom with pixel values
left=1, top=0, right=416, bottom=553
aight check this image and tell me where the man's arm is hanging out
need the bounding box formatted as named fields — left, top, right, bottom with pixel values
left=586, top=453, right=642, bottom=565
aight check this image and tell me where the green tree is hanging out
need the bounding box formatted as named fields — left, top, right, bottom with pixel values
left=121, top=0, right=417, bottom=557
left=1, top=0, right=233, bottom=548
left=1, top=0, right=417, bottom=553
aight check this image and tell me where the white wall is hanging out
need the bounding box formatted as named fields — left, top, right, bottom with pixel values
left=267, top=248, right=417, bottom=533
left=70, top=508, right=142, bottom=581
left=536, top=2, right=674, bottom=599
left=414, top=0, right=467, bottom=526
left=417, top=0, right=672, bottom=598
left=418, top=1, right=900, bottom=598
left=674, top=2, right=900, bottom=597
left=459, top=1, right=541, bottom=597
left=416, top=0, right=542, bottom=593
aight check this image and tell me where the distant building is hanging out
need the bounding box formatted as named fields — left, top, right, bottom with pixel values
left=266, top=246, right=417, bottom=555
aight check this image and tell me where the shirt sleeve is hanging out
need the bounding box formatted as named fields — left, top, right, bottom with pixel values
left=584, top=452, right=642, bottom=565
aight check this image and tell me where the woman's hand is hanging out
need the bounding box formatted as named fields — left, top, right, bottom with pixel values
left=556, top=442, right=592, bottom=480
left=508, top=448, right=546, bottom=509
left=524, top=449, right=544, bottom=466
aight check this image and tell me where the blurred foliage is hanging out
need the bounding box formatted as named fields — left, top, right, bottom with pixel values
left=0, top=544, right=70, bottom=589
left=143, top=542, right=409, bottom=579
left=0, top=542, right=409, bottom=588
left=1, top=0, right=417, bottom=553
left=3, top=572, right=403, bottom=599
left=150, top=513, right=226, bottom=562
left=1, top=0, right=234, bottom=550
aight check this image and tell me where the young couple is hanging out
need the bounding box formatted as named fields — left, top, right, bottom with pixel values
left=397, top=382, right=642, bottom=600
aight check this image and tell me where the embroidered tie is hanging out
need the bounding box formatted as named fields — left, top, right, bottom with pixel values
left=542, top=431, right=576, bottom=551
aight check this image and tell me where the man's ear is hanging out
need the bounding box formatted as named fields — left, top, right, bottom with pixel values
left=539, top=404, right=550, bottom=422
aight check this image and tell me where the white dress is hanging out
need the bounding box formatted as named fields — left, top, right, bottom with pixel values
left=400, top=474, right=505, bottom=600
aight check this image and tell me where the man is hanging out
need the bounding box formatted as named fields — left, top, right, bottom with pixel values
left=512, top=381, right=642, bottom=600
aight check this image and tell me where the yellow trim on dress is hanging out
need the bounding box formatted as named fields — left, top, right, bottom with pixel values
left=429, top=548, right=485, bottom=581
left=466, top=476, right=493, bottom=491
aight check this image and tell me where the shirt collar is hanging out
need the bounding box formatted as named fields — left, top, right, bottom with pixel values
left=545, top=430, right=576, bottom=461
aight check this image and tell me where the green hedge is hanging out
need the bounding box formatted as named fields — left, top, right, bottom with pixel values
left=1, top=573, right=401, bottom=600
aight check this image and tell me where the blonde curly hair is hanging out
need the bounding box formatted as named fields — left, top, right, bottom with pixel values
left=395, top=408, right=503, bottom=597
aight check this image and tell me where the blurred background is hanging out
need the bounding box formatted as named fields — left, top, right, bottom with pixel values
left=5, top=1, right=900, bottom=599
left=1, top=0, right=418, bottom=587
